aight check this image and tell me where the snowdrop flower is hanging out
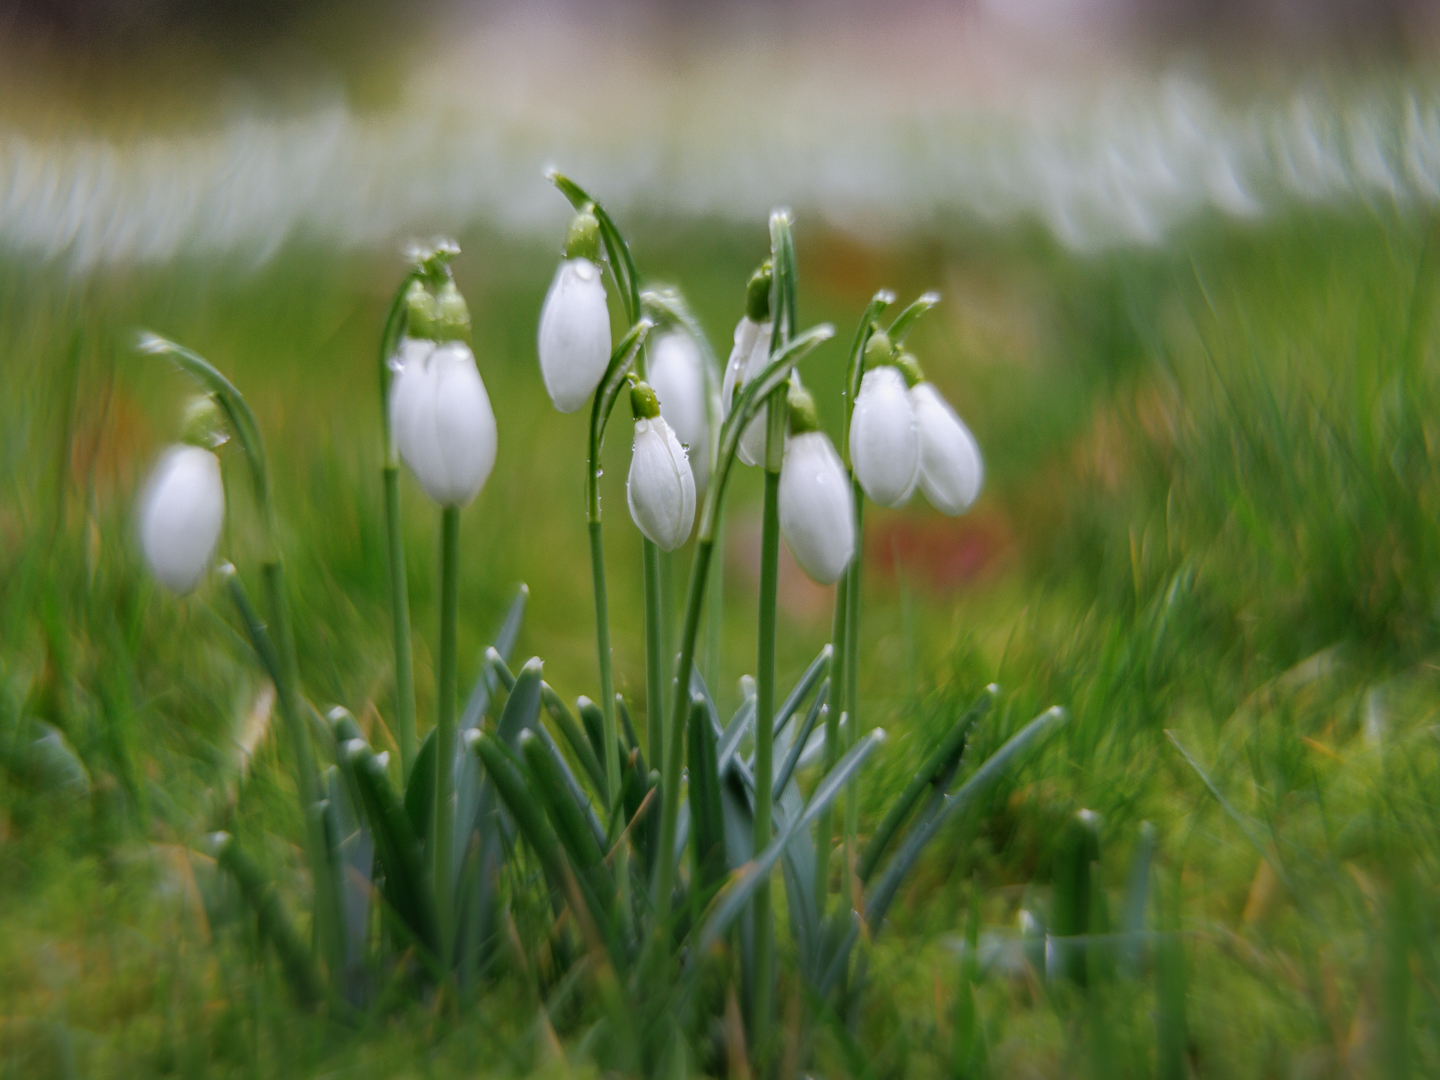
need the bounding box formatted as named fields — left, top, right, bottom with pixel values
left=848, top=332, right=920, bottom=507
left=721, top=265, right=773, bottom=467
left=647, top=329, right=710, bottom=492
left=139, top=397, right=226, bottom=593
left=538, top=208, right=611, bottom=413
left=910, top=377, right=984, bottom=515
left=626, top=382, right=696, bottom=551
left=389, top=282, right=497, bottom=507
left=779, top=384, right=855, bottom=585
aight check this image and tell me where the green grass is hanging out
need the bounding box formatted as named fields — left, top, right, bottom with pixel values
left=3, top=203, right=1440, bottom=1076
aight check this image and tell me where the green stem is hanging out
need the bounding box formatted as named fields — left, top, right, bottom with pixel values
left=815, top=567, right=848, bottom=908
left=659, top=546, right=676, bottom=749
left=704, top=505, right=725, bottom=693
left=435, top=506, right=461, bottom=969
left=589, top=520, right=621, bottom=813
left=644, top=539, right=665, bottom=772
left=261, top=560, right=343, bottom=985
left=843, top=489, right=864, bottom=906
left=385, top=466, right=418, bottom=780
left=657, top=539, right=713, bottom=923
left=752, top=446, right=783, bottom=1058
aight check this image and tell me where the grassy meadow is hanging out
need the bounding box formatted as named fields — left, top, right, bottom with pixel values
left=3, top=201, right=1440, bottom=1077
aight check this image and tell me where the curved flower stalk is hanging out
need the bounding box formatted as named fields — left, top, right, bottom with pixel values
left=548, top=171, right=653, bottom=826
left=627, top=382, right=696, bottom=551
left=538, top=244, right=612, bottom=413
left=136, top=332, right=344, bottom=997
left=378, top=238, right=460, bottom=779
left=848, top=346, right=920, bottom=508
left=138, top=397, right=227, bottom=593
left=780, top=385, right=857, bottom=585
left=388, top=269, right=497, bottom=967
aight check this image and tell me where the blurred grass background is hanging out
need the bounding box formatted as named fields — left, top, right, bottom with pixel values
left=5, top=0, right=1440, bottom=1075
left=5, top=200, right=1440, bottom=1076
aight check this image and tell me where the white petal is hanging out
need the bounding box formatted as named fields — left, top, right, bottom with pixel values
left=648, top=331, right=710, bottom=492
left=392, top=343, right=497, bottom=506
left=849, top=366, right=920, bottom=508
left=391, top=355, right=448, bottom=501
left=911, top=382, right=984, bottom=515
left=721, top=317, right=763, bottom=420
left=538, top=258, right=611, bottom=413
left=428, top=343, right=497, bottom=506
left=627, top=417, right=696, bottom=550
left=779, top=432, right=856, bottom=585
left=139, top=445, right=225, bottom=593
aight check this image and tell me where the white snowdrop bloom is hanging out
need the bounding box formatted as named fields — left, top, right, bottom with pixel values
left=139, top=444, right=225, bottom=593
left=721, top=315, right=773, bottom=466
left=389, top=340, right=497, bottom=506
left=627, top=392, right=697, bottom=551
left=647, top=330, right=710, bottom=492
left=911, top=382, right=984, bottom=515
left=779, top=431, right=856, bottom=585
left=538, top=256, right=611, bottom=413
left=849, top=365, right=920, bottom=507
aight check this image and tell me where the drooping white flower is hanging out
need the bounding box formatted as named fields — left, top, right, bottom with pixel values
left=538, top=257, right=611, bottom=413
left=647, top=330, right=710, bottom=492
left=910, top=382, right=984, bottom=515
left=139, top=444, right=225, bottom=593
left=849, top=365, right=920, bottom=507
left=627, top=393, right=697, bottom=551
left=779, top=430, right=856, bottom=585
left=389, top=340, right=497, bottom=506
left=721, top=315, right=773, bottom=466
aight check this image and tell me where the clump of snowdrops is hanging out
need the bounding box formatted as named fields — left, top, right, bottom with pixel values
left=135, top=174, right=1065, bottom=1076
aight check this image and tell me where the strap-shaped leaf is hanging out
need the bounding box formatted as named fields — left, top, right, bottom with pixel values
left=716, top=695, right=756, bottom=773
left=773, top=688, right=827, bottom=798
left=541, top=686, right=607, bottom=801
left=577, top=697, right=609, bottom=777
left=693, top=730, right=886, bottom=959
left=857, top=685, right=997, bottom=884
left=343, top=737, right=439, bottom=956
left=325, top=764, right=372, bottom=991
left=520, top=730, right=615, bottom=915
left=460, top=584, right=528, bottom=733
left=865, top=707, right=1067, bottom=936
left=617, top=694, right=642, bottom=755
left=212, top=832, right=325, bottom=1008
left=470, top=732, right=622, bottom=969
left=687, top=693, right=727, bottom=897
left=773, top=645, right=832, bottom=741
left=405, top=726, right=438, bottom=850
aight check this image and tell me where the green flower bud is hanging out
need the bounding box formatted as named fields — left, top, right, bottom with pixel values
left=863, top=329, right=894, bottom=370
left=565, top=207, right=601, bottom=262
left=630, top=381, right=661, bottom=420
left=894, top=350, right=925, bottom=387
left=435, top=280, right=471, bottom=343
left=406, top=280, right=440, bottom=341
left=787, top=381, right=820, bottom=435
left=746, top=261, right=773, bottom=322
left=180, top=395, right=227, bottom=448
